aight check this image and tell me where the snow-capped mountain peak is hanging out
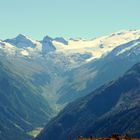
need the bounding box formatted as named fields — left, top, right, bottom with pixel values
left=1, top=29, right=140, bottom=60
left=4, top=34, right=38, bottom=49
left=41, top=36, right=56, bottom=54
left=16, top=34, right=28, bottom=40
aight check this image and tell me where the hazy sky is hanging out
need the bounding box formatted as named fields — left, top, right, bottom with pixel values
left=0, top=0, right=140, bottom=39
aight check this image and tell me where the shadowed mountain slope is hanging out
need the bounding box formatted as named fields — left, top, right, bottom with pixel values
left=35, top=63, right=140, bottom=140
left=0, top=62, right=54, bottom=140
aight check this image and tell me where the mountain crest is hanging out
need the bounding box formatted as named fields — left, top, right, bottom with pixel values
left=42, top=35, right=53, bottom=42
left=4, top=34, right=36, bottom=48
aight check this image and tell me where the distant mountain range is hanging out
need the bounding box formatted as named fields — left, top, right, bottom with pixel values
left=0, top=29, right=140, bottom=140
left=35, top=63, right=140, bottom=140
left=1, top=29, right=140, bottom=108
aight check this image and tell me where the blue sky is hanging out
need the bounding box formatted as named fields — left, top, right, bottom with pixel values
left=0, top=0, right=140, bottom=39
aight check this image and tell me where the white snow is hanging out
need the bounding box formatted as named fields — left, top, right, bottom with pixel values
left=1, top=29, right=140, bottom=61
left=52, top=29, right=140, bottom=61
left=20, top=50, right=29, bottom=56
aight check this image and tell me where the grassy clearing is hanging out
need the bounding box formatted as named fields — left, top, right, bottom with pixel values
left=28, top=127, right=43, bottom=138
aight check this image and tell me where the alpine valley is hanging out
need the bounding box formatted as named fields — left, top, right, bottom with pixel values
left=0, top=29, right=140, bottom=140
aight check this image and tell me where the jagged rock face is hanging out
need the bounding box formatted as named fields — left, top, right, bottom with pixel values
left=35, top=63, right=140, bottom=140
left=41, top=36, right=56, bottom=54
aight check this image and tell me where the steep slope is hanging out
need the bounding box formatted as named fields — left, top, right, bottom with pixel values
left=0, top=61, right=53, bottom=140
left=36, top=63, right=140, bottom=140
